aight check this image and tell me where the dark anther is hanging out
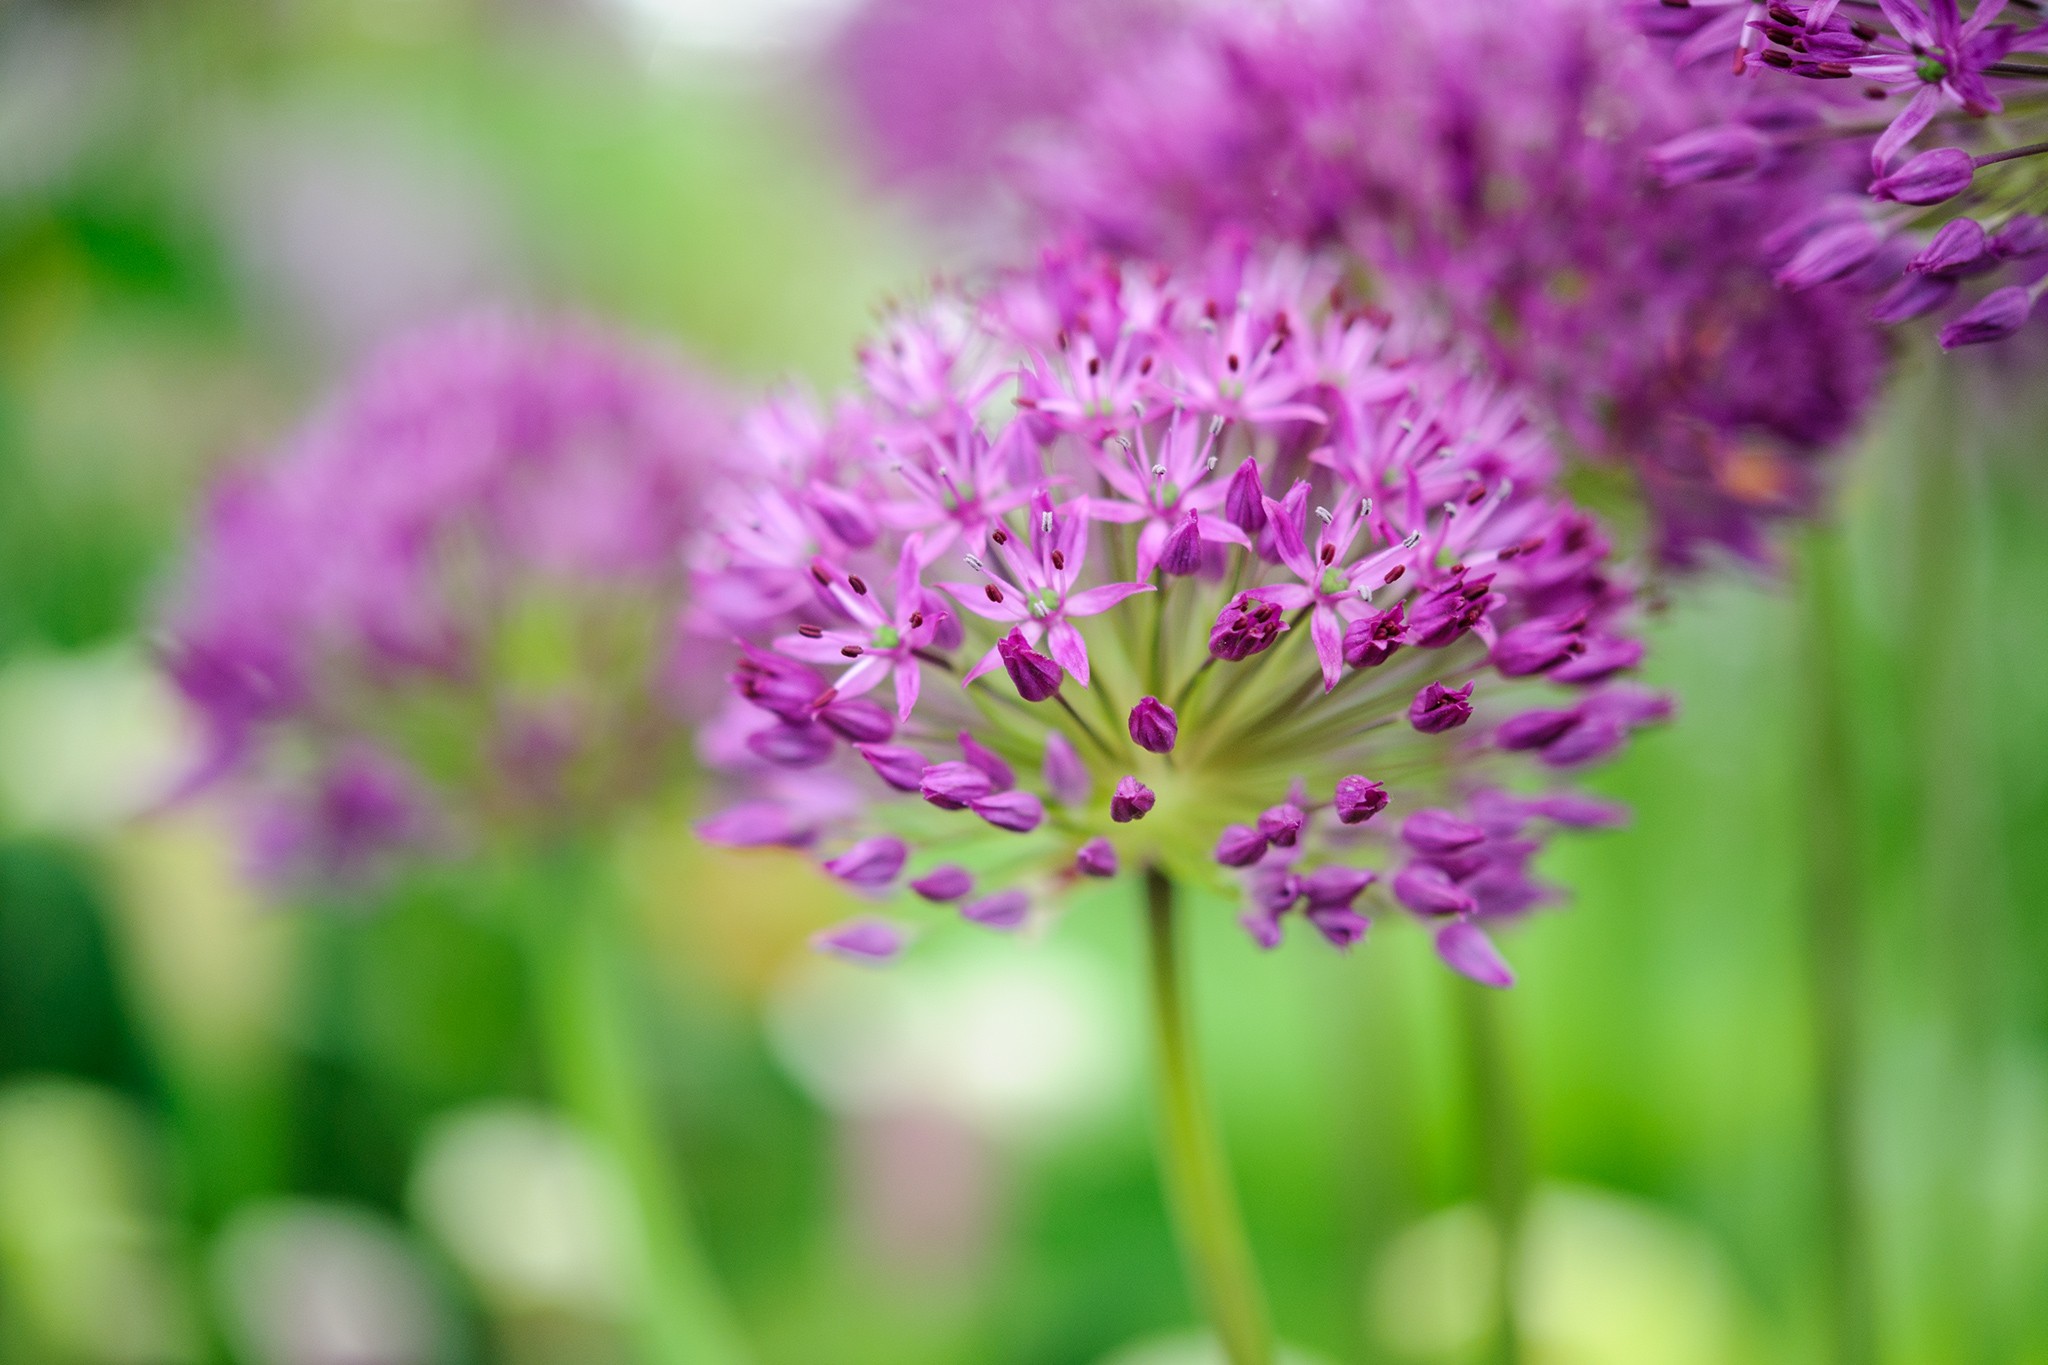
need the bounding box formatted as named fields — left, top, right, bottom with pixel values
left=810, top=565, right=831, bottom=585
left=992, top=528, right=1009, bottom=544
left=909, top=611, right=924, bottom=628
left=1320, top=543, right=1336, bottom=565
left=848, top=575, right=869, bottom=595
left=1140, top=355, right=1155, bottom=374
left=985, top=584, right=1005, bottom=603
left=1226, top=353, right=1241, bottom=372
left=840, top=645, right=864, bottom=658
left=1383, top=564, right=1406, bottom=584
left=1087, top=356, right=1101, bottom=376
left=797, top=624, right=823, bottom=638
left=1761, top=47, right=1794, bottom=67
left=1050, top=549, right=1066, bottom=570
left=1465, top=485, right=1487, bottom=505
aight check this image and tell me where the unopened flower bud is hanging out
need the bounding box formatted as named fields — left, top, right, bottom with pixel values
left=910, top=865, right=974, bottom=902
left=971, top=790, right=1045, bottom=833
left=1991, top=215, right=2048, bottom=261
left=1214, top=824, right=1270, bottom=867
left=1159, top=511, right=1205, bottom=575
left=1871, top=147, right=1973, bottom=206
left=1908, top=219, right=1993, bottom=277
left=811, top=917, right=905, bottom=964
left=1110, top=776, right=1156, bottom=823
left=958, top=730, right=1016, bottom=789
left=962, top=889, right=1030, bottom=929
left=1435, top=920, right=1514, bottom=988
left=1210, top=590, right=1289, bottom=661
left=1939, top=285, right=2035, bottom=350
left=857, top=742, right=928, bottom=791
left=1075, top=837, right=1119, bottom=877
left=920, top=761, right=993, bottom=809
left=818, top=697, right=895, bottom=743
left=823, top=836, right=908, bottom=888
left=1650, top=124, right=1770, bottom=186
left=1409, top=680, right=1475, bottom=734
left=1128, top=696, right=1179, bottom=753
left=1258, top=802, right=1306, bottom=847
left=1342, top=602, right=1406, bottom=669
left=997, top=627, right=1062, bottom=701
left=1775, top=220, right=1882, bottom=289
left=1870, top=273, right=1958, bottom=324
left=1043, top=731, right=1091, bottom=806
left=1402, top=808, right=1487, bottom=854
left=1333, top=775, right=1388, bottom=824
left=747, top=720, right=834, bottom=768
left=1393, top=863, right=1477, bottom=917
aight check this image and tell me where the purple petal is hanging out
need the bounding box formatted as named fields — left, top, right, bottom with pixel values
left=1435, top=920, right=1515, bottom=989
left=812, top=917, right=907, bottom=965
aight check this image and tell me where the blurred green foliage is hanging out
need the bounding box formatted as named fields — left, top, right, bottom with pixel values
left=1, top=2, right=2045, bottom=1364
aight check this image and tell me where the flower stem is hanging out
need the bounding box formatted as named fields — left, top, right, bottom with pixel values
left=1456, top=981, right=1526, bottom=1365
left=1142, top=867, right=1275, bottom=1365
left=518, top=845, right=752, bottom=1365
left=1794, top=526, right=1875, bottom=1365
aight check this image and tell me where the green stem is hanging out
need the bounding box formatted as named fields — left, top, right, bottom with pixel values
left=518, top=846, right=752, bottom=1365
left=1456, top=982, right=1526, bottom=1365
left=1142, top=868, right=1275, bottom=1365
left=1794, top=526, right=1875, bottom=1365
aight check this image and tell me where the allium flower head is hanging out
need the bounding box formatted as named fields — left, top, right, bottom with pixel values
left=1014, top=0, right=1888, bottom=565
left=163, top=315, right=733, bottom=881
left=694, top=246, right=1666, bottom=986
left=1706, top=0, right=2048, bottom=349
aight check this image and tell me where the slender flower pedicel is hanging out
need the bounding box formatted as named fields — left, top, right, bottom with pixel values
left=694, top=245, right=1665, bottom=991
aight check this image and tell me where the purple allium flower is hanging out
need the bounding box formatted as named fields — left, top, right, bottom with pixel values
left=1940, top=284, right=2040, bottom=349
left=1075, top=837, right=1120, bottom=877
left=1011, top=0, right=1889, bottom=564
left=1111, top=776, right=1157, bottom=824
left=1128, top=696, right=1179, bottom=753
left=161, top=314, right=734, bottom=882
left=693, top=247, right=1656, bottom=983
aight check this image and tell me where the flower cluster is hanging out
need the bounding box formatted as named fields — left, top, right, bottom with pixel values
left=692, top=246, right=1668, bottom=986
left=163, top=315, right=733, bottom=881
left=1648, top=0, right=2048, bottom=348
left=1007, top=0, right=1888, bottom=565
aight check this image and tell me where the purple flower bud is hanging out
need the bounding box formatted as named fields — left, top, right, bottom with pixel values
left=1870, top=273, right=1959, bottom=324
left=1299, top=865, right=1375, bottom=909
left=957, top=731, right=1016, bottom=790
left=1224, top=457, right=1268, bottom=533
left=1775, top=221, right=1882, bottom=289
left=1334, top=775, right=1389, bottom=824
left=1258, top=803, right=1306, bottom=847
left=1306, top=905, right=1370, bottom=949
left=746, top=720, right=834, bottom=768
left=1549, top=635, right=1643, bottom=685
left=1908, top=219, right=1994, bottom=277
left=997, top=627, right=1062, bottom=702
left=1215, top=824, right=1270, bottom=868
left=1492, top=615, right=1584, bottom=677
left=1409, top=680, right=1475, bottom=734
left=1342, top=602, right=1406, bottom=669
left=1043, top=731, right=1091, bottom=806
left=817, top=698, right=894, bottom=744
left=1520, top=793, right=1630, bottom=828
left=1110, top=775, right=1156, bottom=823
left=1393, top=863, right=1477, bottom=917
left=1239, top=907, right=1287, bottom=950
left=920, top=760, right=993, bottom=809
left=730, top=645, right=827, bottom=721
left=1210, top=590, right=1289, bottom=661
left=1402, top=809, right=1487, bottom=854
left=1871, top=148, right=1974, bottom=206
left=1435, top=920, right=1514, bottom=989
left=1496, top=709, right=1581, bottom=751
left=808, top=486, right=879, bottom=549
left=1538, top=717, right=1628, bottom=767
left=856, top=742, right=928, bottom=792
left=1650, top=124, right=1770, bottom=186
left=697, top=800, right=811, bottom=848
left=1075, top=837, right=1119, bottom=877
left=1128, top=696, right=1179, bottom=753
left=962, top=889, right=1030, bottom=930
left=1992, top=215, right=2048, bottom=261
left=1159, top=511, right=1205, bottom=575
left=1407, top=574, right=1493, bottom=648
left=823, top=836, right=908, bottom=889
left=811, top=917, right=905, bottom=965
left=971, top=790, right=1045, bottom=833
left=910, top=865, right=974, bottom=902
left=1939, top=286, right=2036, bottom=350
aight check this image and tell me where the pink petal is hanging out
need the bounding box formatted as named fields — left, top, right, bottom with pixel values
left=1310, top=607, right=1344, bottom=692
left=1874, top=84, right=1944, bottom=172
left=1065, top=581, right=1155, bottom=615
left=1135, top=520, right=1169, bottom=582
left=894, top=660, right=922, bottom=721
left=936, top=581, right=1028, bottom=622
left=1047, top=620, right=1092, bottom=686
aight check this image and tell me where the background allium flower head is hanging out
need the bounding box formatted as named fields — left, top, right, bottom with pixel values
left=1670, top=0, right=2048, bottom=349
left=825, top=0, right=1174, bottom=197
left=163, top=314, right=734, bottom=882
left=693, top=245, right=1668, bottom=986
left=999, top=0, right=1890, bottom=566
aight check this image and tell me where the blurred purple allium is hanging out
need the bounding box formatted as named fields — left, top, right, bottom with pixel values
left=997, top=0, right=1889, bottom=565
left=1702, top=0, right=2048, bottom=349
left=162, top=314, right=735, bottom=882
left=826, top=0, right=1172, bottom=197
left=691, top=244, right=1666, bottom=986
